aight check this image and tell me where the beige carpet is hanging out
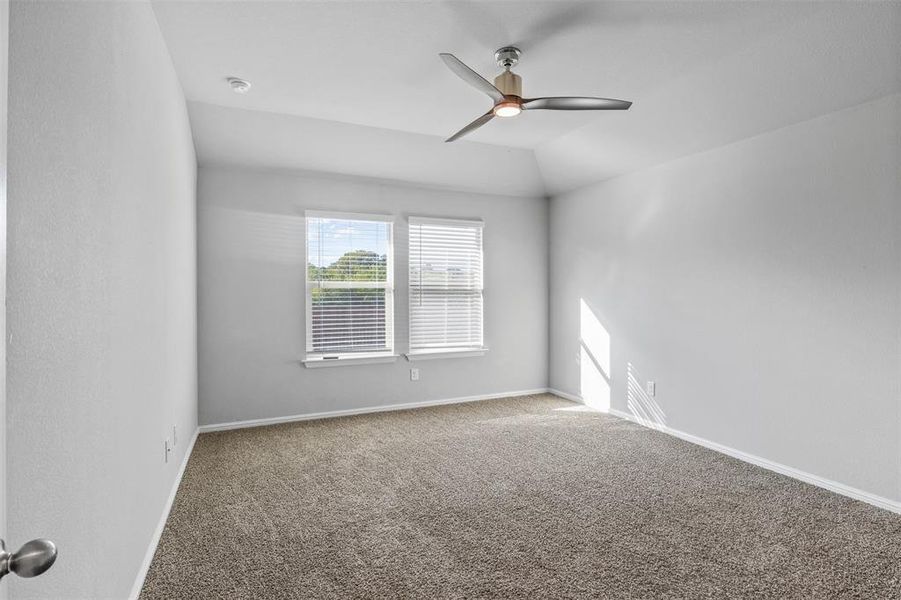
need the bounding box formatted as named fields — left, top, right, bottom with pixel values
left=141, top=394, right=901, bottom=599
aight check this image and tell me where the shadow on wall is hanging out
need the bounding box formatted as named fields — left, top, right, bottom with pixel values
left=627, top=361, right=666, bottom=429
left=580, top=298, right=611, bottom=411
left=204, top=207, right=305, bottom=264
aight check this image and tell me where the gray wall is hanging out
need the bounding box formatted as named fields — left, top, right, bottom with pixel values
left=7, top=2, right=197, bottom=598
left=198, top=166, right=548, bottom=426
left=549, top=93, right=901, bottom=503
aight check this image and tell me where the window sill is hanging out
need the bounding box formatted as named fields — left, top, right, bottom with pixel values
left=303, top=353, right=399, bottom=368
left=405, top=348, right=489, bottom=361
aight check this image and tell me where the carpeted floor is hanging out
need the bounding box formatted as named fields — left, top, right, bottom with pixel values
left=141, top=394, right=901, bottom=599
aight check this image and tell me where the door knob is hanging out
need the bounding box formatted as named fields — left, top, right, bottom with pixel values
left=0, top=538, right=58, bottom=581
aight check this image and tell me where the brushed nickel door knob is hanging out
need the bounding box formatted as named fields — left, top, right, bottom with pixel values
left=0, top=538, right=58, bottom=581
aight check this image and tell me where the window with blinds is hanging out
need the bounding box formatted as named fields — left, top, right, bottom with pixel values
left=305, top=211, right=394, bottom=359
left=408, top=217, right=484, bottom=355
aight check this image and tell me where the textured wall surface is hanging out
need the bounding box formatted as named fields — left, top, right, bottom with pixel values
left=0, top=1, right=8, bottom=574
left=197, top=166, right=548, bottom=426
left=549, top=94, right=901, bottom=503
left=7, top=2, right=197, bottom=597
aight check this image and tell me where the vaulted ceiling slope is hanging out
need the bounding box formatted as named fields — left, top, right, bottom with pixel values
left=153, top=1, right=901, bottom=197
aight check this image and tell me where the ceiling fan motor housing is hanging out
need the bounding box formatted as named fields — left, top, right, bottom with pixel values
left=494, top=70, right=522, bottom=97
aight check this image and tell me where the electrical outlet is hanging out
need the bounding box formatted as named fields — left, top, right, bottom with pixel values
left=410, top=368, right=420, bottom=381
left=164, top=438, right=172, bottom=463
left=646, top=381, right=656, bottom=397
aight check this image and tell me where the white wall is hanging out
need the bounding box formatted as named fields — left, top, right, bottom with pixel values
left=186, top=102, right=547, bottom=199
left=550, top=93, right=901, bottom=503
left=198, top=166, right=547, bottom=426
left=0, top=2, right=8, bottom=579
left=7, top=2, right=197, bottom=598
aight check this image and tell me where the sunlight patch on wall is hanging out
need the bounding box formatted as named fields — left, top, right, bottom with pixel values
left=627, top=362, right=666, bottom=429
left=580, top=298, right=611, bottom=411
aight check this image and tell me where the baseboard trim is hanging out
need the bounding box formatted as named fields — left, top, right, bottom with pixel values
left=198, top=388, right=551, bottom=433
left=128, top=427, right=200, bottom=600
left=548, top=389, right=901, bottom=515
left=547, top=388, right=582, bottom=403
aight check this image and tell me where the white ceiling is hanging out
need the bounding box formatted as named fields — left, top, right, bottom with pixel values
left=153, top=1, right=901, bottom=196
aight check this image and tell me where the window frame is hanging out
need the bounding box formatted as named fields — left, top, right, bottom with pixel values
left=303, top=210, right=397, bottom=367
left=406, top=216, right=487, bottom=360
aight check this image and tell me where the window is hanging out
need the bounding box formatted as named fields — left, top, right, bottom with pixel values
left=305, top=211, right=394, bottom=365
left=408, top=217, right=485, bottom=358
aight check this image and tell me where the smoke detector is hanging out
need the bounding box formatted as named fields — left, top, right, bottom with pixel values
left=227, top=77, right=251, bottom=94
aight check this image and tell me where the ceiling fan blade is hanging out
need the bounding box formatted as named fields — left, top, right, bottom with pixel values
left=439, top=53, right=504, bottom=103
left=522, top=97, right=632, bottom=111
left=445, top=110, right=495, bottom=143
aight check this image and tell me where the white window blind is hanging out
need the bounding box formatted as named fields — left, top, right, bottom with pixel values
left=408, top=217, right=484, bottom=354
left=306, top=211, right=394, bottom=358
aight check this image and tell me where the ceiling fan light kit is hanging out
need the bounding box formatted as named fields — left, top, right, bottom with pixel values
left=440, top=46, right=632, bottom=142
left=494, top=101, right=522, bottom=118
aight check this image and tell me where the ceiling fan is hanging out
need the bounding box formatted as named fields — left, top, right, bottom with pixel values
left=440, top=46, right=632, bottom=142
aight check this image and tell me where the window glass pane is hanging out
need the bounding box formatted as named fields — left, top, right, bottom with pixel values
left=307, top=218, right=389, bottom=282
